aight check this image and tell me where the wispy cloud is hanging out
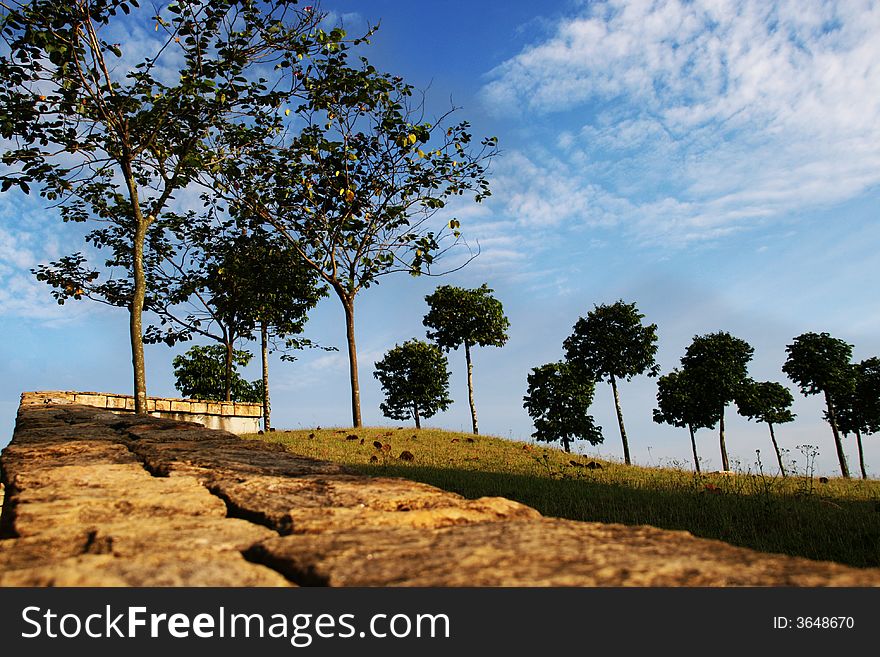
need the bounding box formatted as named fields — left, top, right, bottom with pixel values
left=482, top=0, right=880, bottom=245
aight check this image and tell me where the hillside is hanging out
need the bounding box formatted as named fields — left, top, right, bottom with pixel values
left=249, top=426, right=880, bottom=568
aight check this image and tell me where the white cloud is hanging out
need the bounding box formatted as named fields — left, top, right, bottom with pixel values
left=482, top=0, right=880, bottom=244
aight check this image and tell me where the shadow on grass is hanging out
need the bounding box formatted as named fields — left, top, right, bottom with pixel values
left=352, top=463, right=880, bottom=569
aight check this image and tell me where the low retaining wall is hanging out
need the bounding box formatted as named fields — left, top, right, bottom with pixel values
left=22, top=390, right=261, bottom=434
left=2, top=396, right=879, bottom=586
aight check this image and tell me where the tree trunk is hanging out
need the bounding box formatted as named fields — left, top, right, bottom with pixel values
left=856, top=429, right=867, bottom=480
left=824, top=389, right=850, bottom=478
left=413, top=403, right=421, bottom=430
left=130, top=217, right=148, bottom=415
left=562, top=437, right=571, bottom=453
left=688, top=424, right=700, bottom=474
left=609, top=374, right=630, bottom=465
left=261, top=320, right=271, bottom=432
left=224, top=339, right=233, bottom=402
left=341, top=295, right=362, bottom=427
left=719, top=406, right=729, bottom=471
left=464, top=342, right=478, bottom=435
left=768, top=422, right=786, bottom=477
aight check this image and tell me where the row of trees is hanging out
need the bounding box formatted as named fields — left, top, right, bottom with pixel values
left=522, top=301, right=878, bottom=479
left=2, top=0, right=497, bottom=431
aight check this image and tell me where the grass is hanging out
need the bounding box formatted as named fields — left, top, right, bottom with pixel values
left=245, top=426, right=880, bottom=569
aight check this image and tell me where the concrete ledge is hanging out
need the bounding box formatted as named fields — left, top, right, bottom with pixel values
left=22, top=390, right=261, bottom=434
left=2, top=399, right=880, bottom=586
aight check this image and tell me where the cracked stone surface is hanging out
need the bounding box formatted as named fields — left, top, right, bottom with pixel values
left=2, top=396, right=880, bottom=587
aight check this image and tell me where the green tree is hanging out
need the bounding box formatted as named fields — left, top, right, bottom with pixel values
left=172, top=344, right=262, bottom=403
left=373, top=339, right=452, bottom=429
left=652, top=368, right=718, bottom=473
left=3, top=0, right=327, bottom=413
left=228, top=48, right=498, bottom=427
left=783, top=332, right=853, bottom=478
left=834, top=358, right=880, bottom=479
left=735, top=380, right=796, bottom=477
left=680, top=331, right=754, bottom=472
left=563, top=300, right=659, bottom=464
left=147, top=221, right=327, bottom=427
left=523, top=362, right=602, bottom=453
left=422, top=283, right=509, bottom=435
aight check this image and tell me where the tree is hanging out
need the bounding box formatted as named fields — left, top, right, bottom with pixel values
left=783, top=332, right=853, bottom=478
left=652, top=368, right=718, bottom=473
left=3, top=0, right=326, bottom=413
left=172, top=344, right=262, bottom=403
left=422, top=283, right=509, bottom=435
left=523, top=362, right=602, bottom=453
left=563, top=300, right=658, bottom=465
left=735, top=380, right=796, bottom=476
left=229, top=47, right=498, bottom=427
left=373, top=339, right=452, bottom=429
left=680, top=332, right=754, bottom=472
left=834, top=358, right=880, bottom=480
left=146, top=220, right=327, bottom=428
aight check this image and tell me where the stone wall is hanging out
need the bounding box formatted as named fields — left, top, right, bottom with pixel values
left=22, top=390, right=262, bottom=434
left=1, top=397, right=879, bottom=586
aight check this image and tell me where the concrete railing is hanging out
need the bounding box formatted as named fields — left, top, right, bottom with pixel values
left=21, top=390, right=262, bottom=434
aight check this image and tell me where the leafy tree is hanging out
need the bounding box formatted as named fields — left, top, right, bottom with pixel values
left=563, top=300, right=658, bottom=464
left=523, top=362, right=602, bottom=453
left=735, top=380, right=796, bottom=477
left=783, top=332, right=853, bottom=478
left=172, top=344, right=262, bottom=403
left=680, top=331, right=754, bottom=472
left=373, top=339, right=452, bottom=429
left=228, top=47, right=498, bottom=427
left=653, top=368, right=718, bottom=473
left=422, top=283, right=509, bottom=435
left=2, top=0, right=326, bottom=413
left=834, top=358, right=880, bottom=479
left=147, top=221, right=327, bottom=427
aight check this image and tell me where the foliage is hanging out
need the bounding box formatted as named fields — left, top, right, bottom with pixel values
left=835, top=358, right=880, bottom=436
left=680, top=331, right=754, bottom=411
left=562, top=300, right=659, bottom=382
left=373, top=339, right=452, bottom=426
left=653, top=368, right=718, bottom=430
left=522, top=362, right=602, bottom=451
left=2, top=0, right=328, bottom=410
left=423, top=283, right=509, bottom=351
left=736, top=380, right=796, bottom=426
left=782, top=332, right=854, bottom=398
left=172, top=344, right=262, bottom=402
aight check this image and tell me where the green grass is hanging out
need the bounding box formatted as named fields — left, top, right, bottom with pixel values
left=245, top=426, right=880, bottom=569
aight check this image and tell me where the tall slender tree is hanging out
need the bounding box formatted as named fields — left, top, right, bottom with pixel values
left=653, top=368, right=718, bottom=473
left=523, top=362, right=602, bottom=453
left=735, top=379, right=796, bottom=476
left=783, top=332, right=853, bottom=478
left=4, top=0, right=327, bottom=413
left=423, top=283, right=509, bottom=435
left=681, top=331, right=754, bottom=472
left=225, top=48, right=497, bottom=427
left=563, top=300, right=659, bottom=465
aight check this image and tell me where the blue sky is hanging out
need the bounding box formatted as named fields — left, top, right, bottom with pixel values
left=2, top=0, right=879, bottom=477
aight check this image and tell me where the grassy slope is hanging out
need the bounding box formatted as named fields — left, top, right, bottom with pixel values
left=246, top=426, right=880, bottom=569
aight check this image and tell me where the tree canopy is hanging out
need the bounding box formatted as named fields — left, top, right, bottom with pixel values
left=833, top=358, right=880, bottom=479
left=373, top=339, right=452, bottom=429
left=523, top=362, right=602, bottom=452
left=172, top=344, right=262, bottom=403
left=563, top=300, right=658, bottom=464
left=653, top=368, right=717, bottom=472
left=423, top=283, right=509, bottom=434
